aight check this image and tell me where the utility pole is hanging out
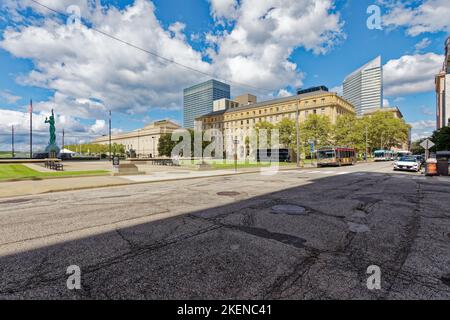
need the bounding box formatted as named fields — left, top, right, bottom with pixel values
left=62, top=129, right=65, bottom=160
left=29, top=99, right=33, bottom=159
left=295, top=99, right=300, bottom=167
left=365, top=125, right=368, bottom=162
left=11, top=125, right=15, bottom=158
left=109, top=110, right=112, bottom=161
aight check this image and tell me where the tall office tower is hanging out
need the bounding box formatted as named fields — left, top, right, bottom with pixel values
left=183, top=79, right=230, bottom=128
left=343, top=56, right=383, bottom=115
left=436, top=37, right=450, bottom=129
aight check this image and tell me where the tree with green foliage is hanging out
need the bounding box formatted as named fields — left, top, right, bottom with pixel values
left=300, top=114, right=332, bottom=157
left=65, top=143, right=125, bottom=156
left=431, top=126, right=450, bottom=151
left=158, top=129, right=209, bottom=157
left=410, top=138, right=426, bottom=154
left=254, top=121, right=276, bottom=148
left=366, top=112, right=409, bottom=151
left=333, top=113, right=366, bottom=151
left=158, top=133, right=177, bottom=157
left=276, top=118, right=296, bottom=150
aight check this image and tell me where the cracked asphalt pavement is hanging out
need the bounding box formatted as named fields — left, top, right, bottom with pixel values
left=0, top=162, right=449, bottom=299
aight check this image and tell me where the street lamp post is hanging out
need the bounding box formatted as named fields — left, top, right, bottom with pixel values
left=365, top=126, right=368, bottom=162
left=109, top=110, right=112, bottom=161
left=233, top=139, right=239, bottom=172
left=296, top=100, right=300, bottom=167
left=11, top=125, right=15, bottom=158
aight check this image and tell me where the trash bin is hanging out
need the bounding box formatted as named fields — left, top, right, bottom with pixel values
left=437, top=158, right=449, bottom=176
left=425, top=158, right=438, bottom=176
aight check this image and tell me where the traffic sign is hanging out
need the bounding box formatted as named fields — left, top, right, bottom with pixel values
left=420, top=139, right=435, bottom=150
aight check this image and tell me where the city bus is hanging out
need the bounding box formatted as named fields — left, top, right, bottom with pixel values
left=374, top=149, right=394, bottom=161
left=317, top=147, right=356, bottom=167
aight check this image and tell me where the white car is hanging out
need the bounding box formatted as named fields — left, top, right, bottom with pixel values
left=393, top=156, right=421, bottom=172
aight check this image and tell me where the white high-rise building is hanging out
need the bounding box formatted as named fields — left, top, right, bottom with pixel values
left=343, top=56, right=383, bottom=115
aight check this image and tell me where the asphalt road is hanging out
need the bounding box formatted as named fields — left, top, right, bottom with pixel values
left=0, top=161, right=449, bottom=299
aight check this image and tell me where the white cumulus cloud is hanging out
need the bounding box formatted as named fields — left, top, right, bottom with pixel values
left=381, top=0, right=450, bottom=36
left=383, top=52, right=443, bottom=97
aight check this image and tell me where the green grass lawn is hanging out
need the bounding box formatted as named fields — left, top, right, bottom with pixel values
left=0, top=164, right=109, bottom=181
left=179, top=159, right=297, bottom=170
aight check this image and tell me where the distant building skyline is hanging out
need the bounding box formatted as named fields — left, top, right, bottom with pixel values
left=343, top=56, right=383, bottom=116
left=183, top=79, right=230, bottom=129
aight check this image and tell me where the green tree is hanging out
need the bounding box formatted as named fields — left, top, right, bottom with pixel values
left=431, top=126, right=450, bottom=151
left=276, top=118, right=296, bottom=150
left=333, top=114, right=365, bottom=152
left=254, top=121, right=276, bottom=148
left=365, top=111, right=409, bottom=151
left=158, top=130, right=209, bottom=157
left=300, top=114, right=332, bottom=157
left=158, top=133, right=177, bottom=157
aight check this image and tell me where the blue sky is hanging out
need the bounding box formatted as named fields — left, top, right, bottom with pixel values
left=0, top=0, right=449, bottom=150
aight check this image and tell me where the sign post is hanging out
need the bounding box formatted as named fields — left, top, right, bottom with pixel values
left=309, top=140, right=315, bottom=166
left=420, top=139, right=435, bottom=160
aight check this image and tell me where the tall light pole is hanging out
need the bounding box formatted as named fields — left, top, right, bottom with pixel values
left=29, top=99, right=33, bottom=159
left=62, top=129, right=65, bottom=160
left=11, top=125, right=15, bottom=158
left=365, top=125, right=368, bottom=162
left=109, top=110, right=112, bottom=161
left=295, top=99, right=300, bottom=167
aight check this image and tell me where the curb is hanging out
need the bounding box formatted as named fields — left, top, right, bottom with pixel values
left=0, top=165, right=310, bottom=199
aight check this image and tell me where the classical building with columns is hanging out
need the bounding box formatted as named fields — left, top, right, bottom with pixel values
left=92, top=120, right=180, bottom=158
left=196, top=89, right=355, bottom=134
left=195, top=88, right=355, bottom=157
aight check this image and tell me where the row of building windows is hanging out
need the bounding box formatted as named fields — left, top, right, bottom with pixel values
left=203, top=108, right=330, bottom=124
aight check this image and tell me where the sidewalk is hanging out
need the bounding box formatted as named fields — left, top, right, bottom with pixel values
left=0, top=165, right=304, bottom=198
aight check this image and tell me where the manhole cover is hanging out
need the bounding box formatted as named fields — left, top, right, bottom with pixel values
left=271, top=204, right=306, bottom=215
left=217, top=191, right=240, bottom=196
left=347, top=222, right=370, bottom=233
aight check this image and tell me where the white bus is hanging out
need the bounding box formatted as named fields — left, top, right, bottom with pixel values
left=374, top=150, right=394, bottom=161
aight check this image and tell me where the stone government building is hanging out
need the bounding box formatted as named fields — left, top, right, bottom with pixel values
left=92, top=120, right=180, bottom=158
left=196, top=87, right=355, bottom=148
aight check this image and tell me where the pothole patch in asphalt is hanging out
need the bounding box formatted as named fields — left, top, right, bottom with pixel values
left=217, top=191, right=241, bottom=196
left=351, top=211, right=367, bottom=219
left=347, top=222, right=370, bottom=233
left=271, top=204, right=307, bottom=215
left=441, top=274, right=450, bottom=286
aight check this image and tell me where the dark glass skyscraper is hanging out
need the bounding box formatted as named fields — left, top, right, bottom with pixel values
left=183, top=79, right=230, bottom=128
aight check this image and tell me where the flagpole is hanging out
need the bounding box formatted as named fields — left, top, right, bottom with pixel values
left=30, top=99, right=33, bottom=159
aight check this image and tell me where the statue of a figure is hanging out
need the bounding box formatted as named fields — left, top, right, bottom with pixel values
left=44, top=109, right=59, bottom=157
left=45, top=109, right=56, bottom=145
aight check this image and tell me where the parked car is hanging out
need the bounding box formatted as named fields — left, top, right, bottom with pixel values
left=393, top=156, right=421, bottom=172
left=413, top=154, right=425, bottom=166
